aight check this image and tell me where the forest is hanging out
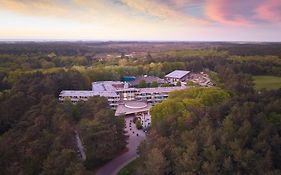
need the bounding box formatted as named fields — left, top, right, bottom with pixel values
left=0, top=42, right=280, bottom=174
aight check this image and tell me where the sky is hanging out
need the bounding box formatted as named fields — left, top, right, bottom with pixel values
left=0, top=0, right=281, bottom=41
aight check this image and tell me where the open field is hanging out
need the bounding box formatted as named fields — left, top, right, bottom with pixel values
left=253, top=76, right=281, bottom=90
left=117, top=158, right=139, bottom=175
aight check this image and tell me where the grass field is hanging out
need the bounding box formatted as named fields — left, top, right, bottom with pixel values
left=117, top=158, right=139, bottom=175
left=253, top=76, right=281, bottom=90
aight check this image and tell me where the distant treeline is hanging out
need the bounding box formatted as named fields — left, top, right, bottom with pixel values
left=1, top=42, right=281, bottom=56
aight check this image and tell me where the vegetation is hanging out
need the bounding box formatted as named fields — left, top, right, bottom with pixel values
left=117, top=158, right=140, bottom=175
left=0, top=71, right=127, bottom=174
left=159, top=49, right=229, bottom=58
left=150, top=88, right=230, bottom=131
left=135, top=75, right=281, bottom=175
left=0, top=42, right=281, bottom=174
left=138, top=80, right=147, bottom=88
left=151, top=80, right=158, bottom=87
left=77, top=98, right=128, bottom=169
left=253, top=76, right=281, bottom=90
left=135, top=120, right=143, bottom=130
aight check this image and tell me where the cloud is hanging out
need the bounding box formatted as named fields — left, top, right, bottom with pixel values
left=164, top=0, right=202, bottom=8
left=205, top=0, right=281, bottom=26
left=121, top=0, right=208, bottom=25
left=205, top=0, right=260, bottom=26
left=255, top=0, right=281, bottom=23
left=4, top=0, right=279, bottom=27
left=0, top=0, right=70, bottom=17
left=0, top=0, right=204, bottom=40
left=121, top=0, right=184, bottom=19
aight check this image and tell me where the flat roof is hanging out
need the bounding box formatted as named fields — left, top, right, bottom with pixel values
left=139, top=86, right=185, bottom=93
left=115, top=101, right=151, bottom=116
left=92, top=81, right=123, bottom=97
left=59, top=90, right=95, bottom=97
left=165, top=70, right=190, bottom=79
left=125, top=101, right=148, bottom=109
left=60, top=78, right=187, bottom=99
left=92, top=81, right=123, bottom=92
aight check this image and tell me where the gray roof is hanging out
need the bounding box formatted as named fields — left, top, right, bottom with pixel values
left=92, top=81, right=123, bottom=92
left=165, top=70, right=190, bottom=79
left=92, top=81, right=123, bottom=97
left=139, top=86, right=185, bottom=93
left=115, top=101, right=151, bottom=116
left=59, top=91, right=95, bottom=97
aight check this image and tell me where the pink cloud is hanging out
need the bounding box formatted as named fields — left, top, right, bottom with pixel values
left=255, top=0, right=281, bottom=23
left=205, top=0, right=255, bottom=26
left=205, top=0, right=281, bottom=26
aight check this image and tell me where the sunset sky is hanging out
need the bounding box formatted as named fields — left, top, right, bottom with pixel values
left=0, top=0, right=280, bottom=41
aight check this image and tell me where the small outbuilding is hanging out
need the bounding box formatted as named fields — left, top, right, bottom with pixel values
left=164, top=70, right=190, bottom=84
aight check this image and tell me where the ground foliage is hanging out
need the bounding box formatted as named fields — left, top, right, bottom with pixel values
left=137, top=86, right=281, bottom=175
left=0, top=42, right=281, bottom=175
left=0, top=71, right=127, bottom=174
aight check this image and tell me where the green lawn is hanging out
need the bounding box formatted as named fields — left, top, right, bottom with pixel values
left=117, top=158, right=139, bottom=175
left=253, top=76, right=281, bottom=90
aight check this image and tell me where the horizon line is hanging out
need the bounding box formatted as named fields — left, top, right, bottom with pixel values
left=0, top=39, right=280, bottom=43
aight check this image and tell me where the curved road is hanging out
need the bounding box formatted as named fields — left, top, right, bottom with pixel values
left=95, top=116, right=146, bottom=175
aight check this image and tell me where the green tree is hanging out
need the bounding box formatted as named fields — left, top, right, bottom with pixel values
left=42, top=149, right=85, bottom=175
left=143, top=148, right=168, bottom=175
left=138, top=80, right=147, bottom=88
left=135, top=120, right=143, bottom=129
left=151, top=80, right=158, bottom=87
left=139, top=89, right=281, bottom=174
left=78, top=98, right=127, bottom=169
left=161, top=83, right=170, bottom=87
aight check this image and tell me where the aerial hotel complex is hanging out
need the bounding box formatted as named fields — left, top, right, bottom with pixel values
left=59, top=70, right=212, bottom=127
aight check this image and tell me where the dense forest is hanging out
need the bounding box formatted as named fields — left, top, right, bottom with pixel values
left=0, top=42, right=280, bottom=174
left=0, top=71, right=127, bottom=174
left=135, top=87, right=281, bottom=175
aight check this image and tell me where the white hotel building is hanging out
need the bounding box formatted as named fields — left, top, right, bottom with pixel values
left=59, top=70, right=213, bottom=128
left=59, top=81, right=184, bottom=128
left=59, top=70, right=191, bottom=128
left=59, top=81, right=185, bottom=110
left=59, top=70, right=192, bottom=122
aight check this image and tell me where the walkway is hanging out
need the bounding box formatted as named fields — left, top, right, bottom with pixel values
left=75, top=131, right=86, bottom=161
left=95, top=116, right=146, bottom=175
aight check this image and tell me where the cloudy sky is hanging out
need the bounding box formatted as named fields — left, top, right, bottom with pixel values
left=0, top=0, right=280, bottom=41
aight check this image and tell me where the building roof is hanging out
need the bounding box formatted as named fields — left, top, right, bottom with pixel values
left=92, top=81, right=123, bottom=92
left=92, top=81, right=123, bottom=97
left=122, top=76, right=136, bottom=82
left=139, top=86, right=185, bottom=94
left=165, top=70, right=190, bottom=79
left=129, top=75, right=166, bottom=86
left=125, top=101, right=148, bottom=109
left=59, top=91, right=95, bottom=97
left=115, top=101, right=151, bottom=116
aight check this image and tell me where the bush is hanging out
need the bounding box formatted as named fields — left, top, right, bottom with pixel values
left=133, top=117, right=138, bottom=123
left=135, top=120, right=143, bottom=130
left=138, top=80, right=147, bottom=88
